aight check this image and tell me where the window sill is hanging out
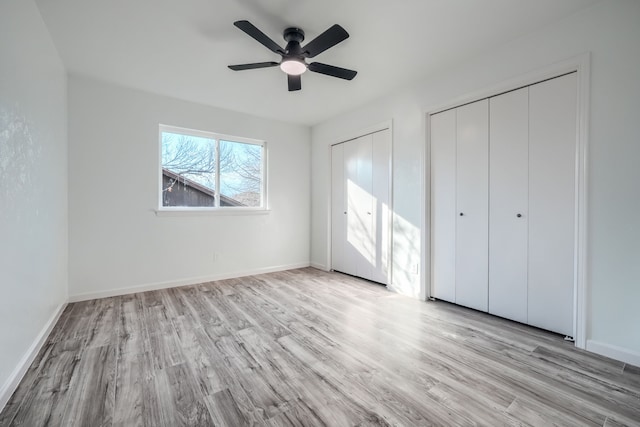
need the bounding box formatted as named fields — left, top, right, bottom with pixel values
left=155, top=207, right=271, bottom=217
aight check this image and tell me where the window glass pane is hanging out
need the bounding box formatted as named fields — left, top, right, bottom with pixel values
left=219, top=140, right=263, bottom=207
left=161, top=131, right=216, bottom=207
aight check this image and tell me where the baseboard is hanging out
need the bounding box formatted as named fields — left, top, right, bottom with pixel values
left=0, top=302, right=67, bottom=413
left=68, top=262, right=311, bottom=302
left=586, top=339, right=640, bottom=367
left=310, top=262, right=329, bottom=271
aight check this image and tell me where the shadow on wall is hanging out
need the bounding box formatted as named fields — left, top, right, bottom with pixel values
left=0, top=107, right=42, bottom=222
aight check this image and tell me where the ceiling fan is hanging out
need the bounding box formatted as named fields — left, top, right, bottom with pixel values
left=228, top=20, right=357, bottom=92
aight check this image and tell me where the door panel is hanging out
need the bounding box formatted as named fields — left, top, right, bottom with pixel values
left=489, top=88, right=529, bottom=323
left=455, top=99, right=489, bottom=312
left=331, top=144, right=346, bottom=274
left=430, top=110, right=457, bottom=302
left=528, top=73, right=577, bottom=336
left=371, top=129, right=391, bottom=285
left=344, top=139, right=361, bottom=277
left=355, top=135, right=374, bottom=280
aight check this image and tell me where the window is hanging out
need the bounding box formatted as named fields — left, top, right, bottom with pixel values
left=159, top=125, right=266, bottom=209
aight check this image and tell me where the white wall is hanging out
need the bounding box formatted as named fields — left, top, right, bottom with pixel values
left=311, top=0, right=640, bottom=363
left=68, top=75, right=310, bottom=300
left=0, top=0, right=68, bottom=404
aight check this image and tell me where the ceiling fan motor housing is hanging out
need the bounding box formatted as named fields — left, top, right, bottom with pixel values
left=283, top=27, right=305, bottom=43
left=283, top=28, right=305, bottom=57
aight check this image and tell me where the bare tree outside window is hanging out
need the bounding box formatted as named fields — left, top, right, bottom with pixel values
left=160, top=129, right=265, bottom=208
left=162, top=133, right=216, bottom=188
left=220, top=140, right=262, bottom=207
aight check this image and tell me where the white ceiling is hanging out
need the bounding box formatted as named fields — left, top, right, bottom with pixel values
left=35, top=0, right=599, bottom=126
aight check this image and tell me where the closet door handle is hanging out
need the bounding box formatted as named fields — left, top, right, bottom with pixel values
left=517, top=213, right=522, bottom=218
left=459, top=212, right=464, bottom=216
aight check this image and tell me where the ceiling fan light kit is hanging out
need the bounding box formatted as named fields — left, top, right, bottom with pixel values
left=280, top=59, right=306, bottom=76
left=228, top=20, right=357, bottom=91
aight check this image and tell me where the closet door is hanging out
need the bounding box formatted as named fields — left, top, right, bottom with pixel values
left=528, top=73, right=577, bottom=336
left=455, top=100, right=489, bottom=311
left=430, top=109, right=457, bottom=302
left=331, top=143, right=347, bottom=274
left=489, top=88, right=529, bottom=323
left=371, top=129, right=391, bottom=284
left=333, top=130, right=391, bottom=284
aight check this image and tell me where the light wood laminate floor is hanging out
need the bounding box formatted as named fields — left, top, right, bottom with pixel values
left=1, top=268, right=639, bottom=426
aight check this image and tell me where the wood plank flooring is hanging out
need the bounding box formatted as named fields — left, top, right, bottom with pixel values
left=1, top=268, right=639, bottom=426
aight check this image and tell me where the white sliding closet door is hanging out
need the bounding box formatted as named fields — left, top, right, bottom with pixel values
left=430, top=109, right=457, bottom=302
left=430, top=73, right=577, bottom=336
left=331, top=129, right=391, bottom=285
left=528, top=73, right=577, bottom=336
left=489, top=88, right=529, bottom=323
left=455, top=100, right=489, bottom=312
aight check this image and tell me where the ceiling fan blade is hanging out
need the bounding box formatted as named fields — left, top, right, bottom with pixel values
left=303, top=24, right=349, bottom=58
left=308, top=62, right=357, bottom=80
left=288, top=74, right=301, bottom=91
left=234, top=20, right=284, bottom=55
left=228, top=62, right=279, bottom=71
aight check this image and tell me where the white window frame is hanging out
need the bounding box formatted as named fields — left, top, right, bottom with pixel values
left=156, top=124, right=268, bottom=215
